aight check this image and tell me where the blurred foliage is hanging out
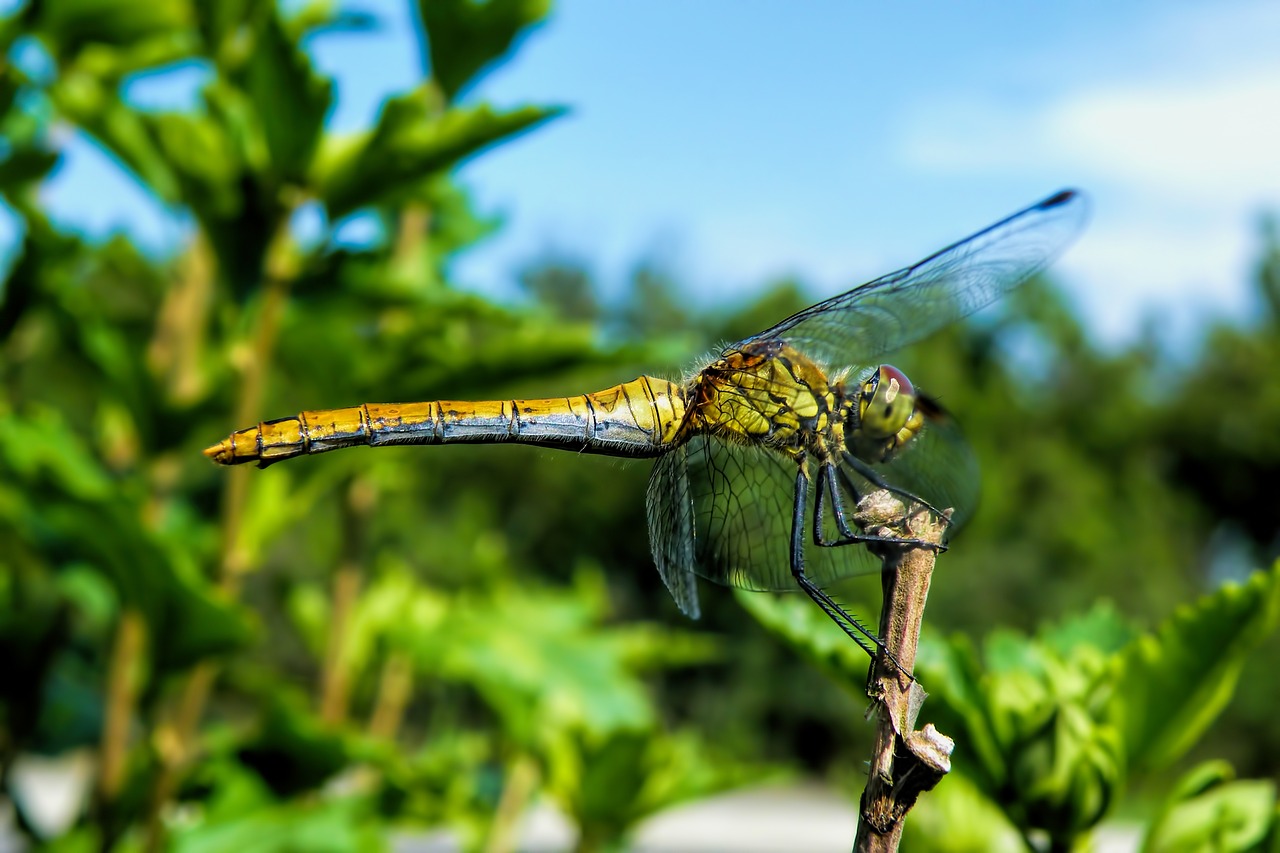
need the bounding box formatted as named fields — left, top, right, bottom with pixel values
left=2, top=0, right=1280, bottom=851
left=1141, top=761, right=1280, bottom=853
left=744, top=567, right=1280, bottom=850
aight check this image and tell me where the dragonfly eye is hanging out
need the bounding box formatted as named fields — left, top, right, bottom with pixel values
left=857, top=364, right=917, bottom=439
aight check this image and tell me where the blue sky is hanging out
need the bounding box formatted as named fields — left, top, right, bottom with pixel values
left=29, top=0, right=1280, bottom=346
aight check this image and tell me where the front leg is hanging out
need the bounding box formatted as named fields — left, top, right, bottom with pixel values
left=814, top=460, right=945, bottom=552
left=841, top=451, right=953, bottom=525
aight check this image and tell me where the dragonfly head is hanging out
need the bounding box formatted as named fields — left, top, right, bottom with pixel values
left=853, top=364, right=918, bottom=447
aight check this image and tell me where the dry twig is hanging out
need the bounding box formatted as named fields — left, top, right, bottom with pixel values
left=853, top=492, right=954, bottom=853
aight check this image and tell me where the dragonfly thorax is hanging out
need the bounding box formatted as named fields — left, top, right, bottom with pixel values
left=845, top=364, right=925, bottom=464
left=692, top=340, right=843, bottom=457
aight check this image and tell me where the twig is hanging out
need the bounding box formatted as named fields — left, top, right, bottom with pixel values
left=318, top=562, right=361, bottom=725
left=144, top=222, right=299, bottom=852
left=484, top=752, right=540, bottom=853
left=98, top=608, right=146, bottom=803
left=319, top=477, right=377, bottom=725
left=853, top=492, right=954, bottom=853
left=368, top=651, right=414, bottom=741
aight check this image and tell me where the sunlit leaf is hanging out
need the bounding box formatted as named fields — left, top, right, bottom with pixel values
left=1141, top=761, right=1277, bottom=853
left=547, top=726, right=774, bottom=848
left=914, top=634, right=1010, bottom=792
left=415, top=580, right=656, bottom=747
left=417, top=0, right=551, bottom=102
left=172, top=767, right=386, bottom=853
left=1107, top=564, right=1280, bottom=772
left=313, top=93, right=562, bottom=218
left=141, top=108, right=243, bottom=213
left=901, top=771, right=1026, bottom=853
left=914, top=614, right=1129, bottom=842
left=733, top=587, right=875, bottom=691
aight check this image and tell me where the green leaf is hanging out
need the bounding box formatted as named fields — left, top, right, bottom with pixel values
left=284, top=3, right=378, bottom=40
left=914, top=633, right=1013, bottom=793
left=1141, top=761, right=1277, bottom=853
left=0, top=145, right=60, bottom=189
left=0, top=406, right=114, bottom=500
left=313, top=92, right=562, bottom=218
left=1107, top=565, right=1280, bottom=772
left=140, top=107, right=245, bottom=212
left=172, top=761, right=386, bottom=853
left=233, top=7, right=332, bottom=183
left=153, top=568, right=257, bottom=672
left=191, top=0, right=254, bottom=59
left=234, top=695, right=355, bottom=797
left=27, top=0, right=192, bottom=63
left=912, top=615, right=1130, bottom=841
left=901, top=772, right=1026, bottom=853
left=1038, top=600, right=1134, bottom=659
left=417, top=578, right=655, bottom=748
left=0, top=408, right=253, bottom=673
left=50, top=78, right=184, bottom=202
left=547, top=726, right=773, bottom=848
left=417, top=0, right=552, bottom=102
left=0, top=60, right=25, bottom=118
left=733, top=586, right=875, bottom=690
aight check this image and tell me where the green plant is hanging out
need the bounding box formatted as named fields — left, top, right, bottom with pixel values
left=742, top=566, right=1280, bottom=850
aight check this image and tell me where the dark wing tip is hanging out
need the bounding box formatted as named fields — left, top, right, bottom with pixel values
left=1040, top=188, right=1082, bottom=209
left=914, top=391, right=954, bottom=423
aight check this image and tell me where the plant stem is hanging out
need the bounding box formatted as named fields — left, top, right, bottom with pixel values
left=391, top=204, right=433, bottom=284
left=368, top=651, right=414, bottom=741
left=144, top=663, right=216, bottom=852
left=218, top=259, right=293, bottom=595
left=98, top=608, right=146, bottom=803
left=854, top=493, right=954, bottom=853
left=319, top=477, right=376, bottom=725
left=484, top=752, right=540, bottom=853
left=144, top=222, right=299, bottom=852
left=319, top=561, right=362, bottom=726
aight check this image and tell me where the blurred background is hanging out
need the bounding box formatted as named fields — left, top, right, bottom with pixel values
left=2, top=1, right=1279, bottom=851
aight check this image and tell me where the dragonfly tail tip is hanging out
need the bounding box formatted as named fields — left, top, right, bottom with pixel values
left=203, top=438, right=236, bottom=465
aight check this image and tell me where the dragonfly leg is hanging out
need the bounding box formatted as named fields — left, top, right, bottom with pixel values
left=792, top=468, right=911, bottom=677
left=815, top=461, right=943, bottom=552
left=841, top=451, right=952, bottom=526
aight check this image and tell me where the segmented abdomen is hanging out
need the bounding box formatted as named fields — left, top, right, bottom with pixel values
left=204, top=376, right=689, bottom=467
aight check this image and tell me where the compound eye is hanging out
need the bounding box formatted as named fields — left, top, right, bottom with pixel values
left=877, top=364, right=915, bottom=401
left=857, top=364, right=918, bottom=439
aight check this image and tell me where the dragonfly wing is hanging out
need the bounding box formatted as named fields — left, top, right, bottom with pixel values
left=742, top=190, right=1087, bottom=368
left=684, top=436, right=881, bottom=591
left=842, top=394, right=981, bottom=533
left=646, top=443, right=702, bottom=618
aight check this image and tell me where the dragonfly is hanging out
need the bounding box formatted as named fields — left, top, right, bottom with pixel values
left=206, top=189, right=1087, bottom=660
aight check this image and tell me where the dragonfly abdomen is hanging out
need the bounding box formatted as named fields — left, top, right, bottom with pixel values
left=204, top=376, right=689, bottom=467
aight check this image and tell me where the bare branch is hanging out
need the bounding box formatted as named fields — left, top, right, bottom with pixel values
left=853, top=492, right=954, bottom=853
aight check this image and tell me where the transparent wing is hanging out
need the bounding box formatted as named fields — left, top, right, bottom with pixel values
left=843, top=394, right=981, bottom=533
left=741, top=190, right=1088, bottom=368
left=683, top=436, right=881, bottom=591
left=646, top=444, right=702, bottom=617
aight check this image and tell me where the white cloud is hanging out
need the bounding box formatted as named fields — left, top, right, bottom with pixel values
left=904, top=66, right=1280, bottom=211
left=899, top=4, right=1280, bottom=347
left=1058, top=213, right=1258, bottom=345
left=1046, top=71, right=1280, bottom=208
